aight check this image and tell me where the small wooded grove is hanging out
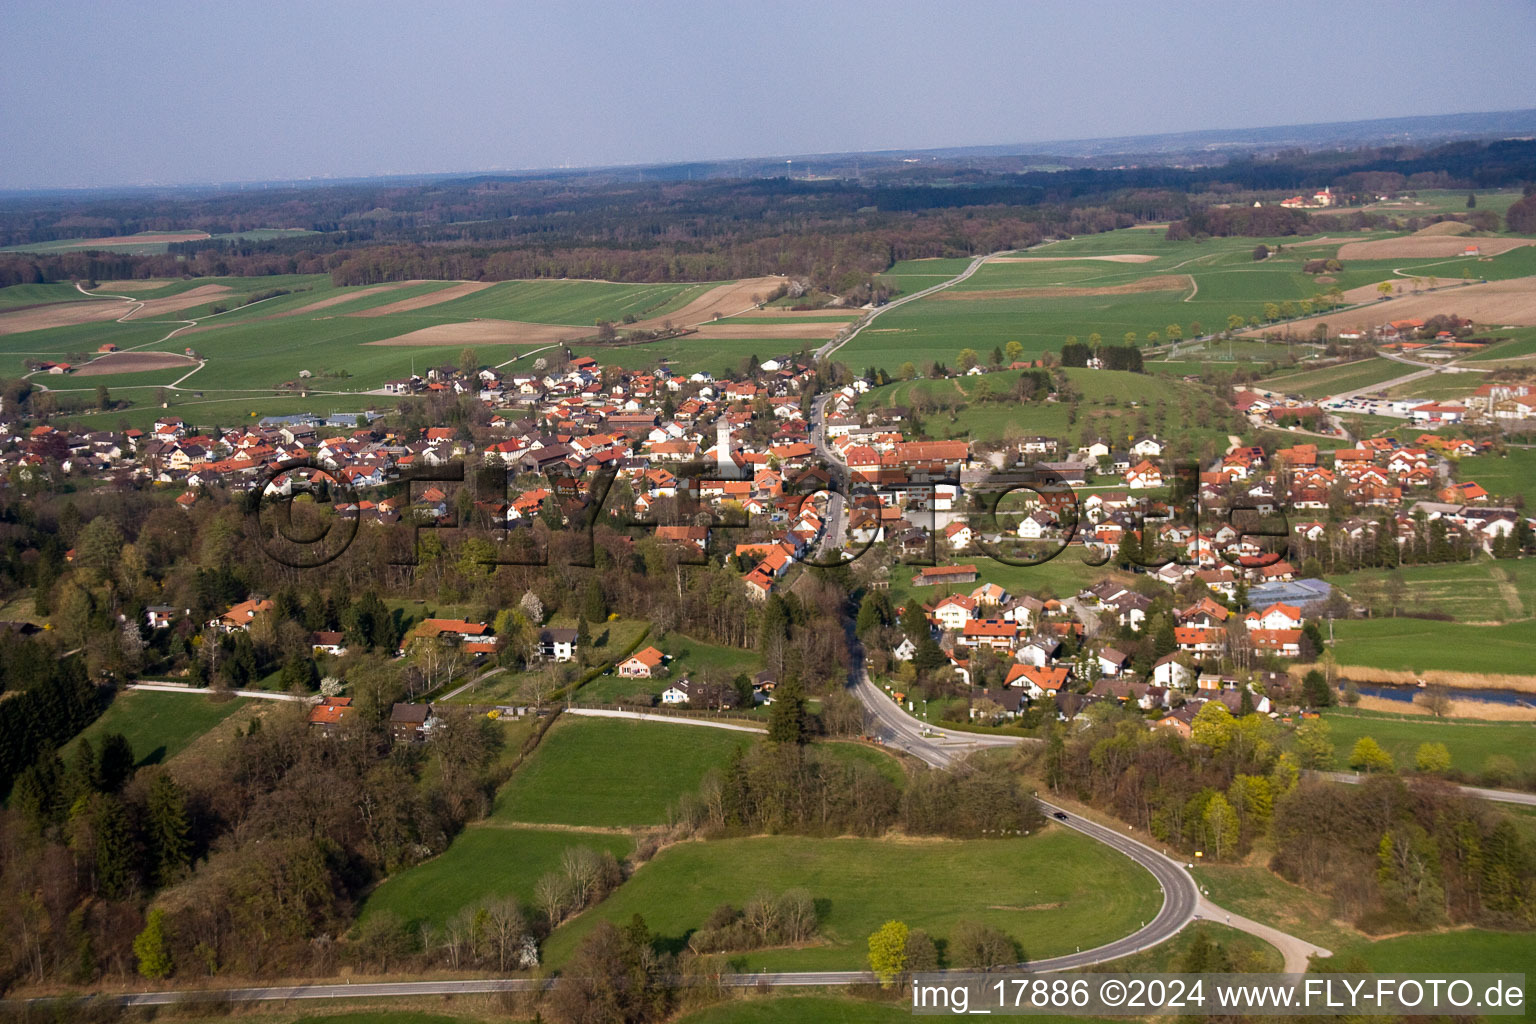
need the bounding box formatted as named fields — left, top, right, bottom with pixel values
left=2, top=699, right=505, bottom=989
left=668, top=742, right=1043, bottom=840
left=1029, top=702, right=1536, bottom=931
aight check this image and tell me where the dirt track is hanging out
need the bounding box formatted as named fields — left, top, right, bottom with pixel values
left=931, top=274, right=1193, bottom=300
left=73, top=352, right=199, bottom=376
left=119, top=284, right=233, bottom=320
left=347, top=281, right=495, bottom=317
left=1336, top=236, right=1532, bottom=259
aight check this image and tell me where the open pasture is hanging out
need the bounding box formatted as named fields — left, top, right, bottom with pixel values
left=1260, top=357, right=1407, bottom=397
left=844, top=230, right=1395, bottom=368
left=1327, top=559, right=1536, bottom=623
left=413, top=279, right=706, bottom=325
left=62, top=689, right=249, bottom=769
left=1317, top=708, right=1536, bottom=775
left=356, top=825, right=632, bottom=934
left=538, top=828, right=1163, bottom=971
left=489, top=716, right=754, bottom=828
left=1326, top=617, right=1536, bottom=676
left=1457, top=448, right=1536, bottom=507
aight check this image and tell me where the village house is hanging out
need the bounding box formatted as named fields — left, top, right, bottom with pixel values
left=308, top=696, right=356, bottom=737
left=618, top=646, right=666, bottom=678
left=388, top=703, right=433, bottom=743
left=210, top=597, right=274, bottom=632
left=537, top=627, right=579, bottom=663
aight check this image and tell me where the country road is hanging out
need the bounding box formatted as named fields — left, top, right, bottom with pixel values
left=814, top=248, right=1008, bottom=365
left=1309, top=769, right=1536, bottom=807
left=43, top=253, right=1337, bottom=1013
left=849, top=668, right=1330, bottom=972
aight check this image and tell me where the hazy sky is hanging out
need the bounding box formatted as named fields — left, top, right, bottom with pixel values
left=3, top=0, right=1534, bottom=188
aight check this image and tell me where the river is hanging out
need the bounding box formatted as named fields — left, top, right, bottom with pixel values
left=1353, top=682, right=1536, bottom=708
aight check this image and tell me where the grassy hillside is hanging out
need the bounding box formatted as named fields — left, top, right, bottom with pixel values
left=61, top=689, right=249, bottom=768
left=539, top=828, right=1162, bottom=971
left=490, top=716, right=754, bottom=827
left=356, top=826, right=632, bottom=934
left=857, top=366, right=1234, bottom=452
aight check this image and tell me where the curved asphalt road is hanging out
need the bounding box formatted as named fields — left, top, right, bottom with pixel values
left=850, top=670, right=1200, bottom=971
left=43, top=248, right=1334, bottom=1013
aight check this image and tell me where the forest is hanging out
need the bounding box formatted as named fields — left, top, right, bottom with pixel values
left=1027, top=702, right=1536, bottom=931
left=4, top=137, right=1534, bottom=298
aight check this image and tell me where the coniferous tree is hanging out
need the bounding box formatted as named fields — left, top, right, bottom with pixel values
left=768, top=679, right=808, bottom=745
left=97, top=733, right=136, bottom=793
left=90, top=793, right=136, bottom=899
left=582, top=578, right=607, bottom=622
left=147, top=772, right=192, bottom=887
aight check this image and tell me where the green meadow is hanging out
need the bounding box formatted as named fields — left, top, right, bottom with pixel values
left=539, top=828, right=1162, bottom=971
left=1326, top=559, right=1536, bottom=622
left=1317, top=708, right=1536, bottom=775
left=490, top=716, right=754, bottom=827
left=1459, top=448, right=1536, bottom=508
left=422, top=279, right=708, bottom=324
left=1261, top=357, right=1409, bottom=398
left=1327, top=617, right=1536, bottom=675
left=846, top=229, right=1536, bottom=371
left=61, top=689, right=249, bottom=768
left=356, top=825, right=632, bottom=934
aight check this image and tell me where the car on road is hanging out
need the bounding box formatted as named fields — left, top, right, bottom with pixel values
left=1052, top=811, right=1069, bottom=821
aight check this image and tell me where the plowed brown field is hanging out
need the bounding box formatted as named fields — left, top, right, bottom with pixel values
left=1336, top=237, right=1532, bottom=259
left=1245, top=276, right=1536, bottom=336
left=73, top=352, right=199, bottom=376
